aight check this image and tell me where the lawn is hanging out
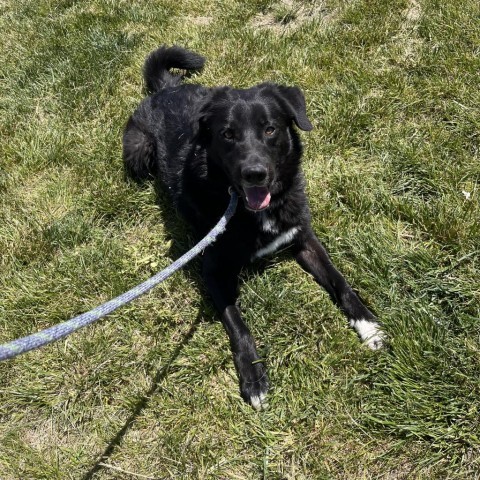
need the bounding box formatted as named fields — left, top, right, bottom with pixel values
left=1, top=0, right=479, bottom=478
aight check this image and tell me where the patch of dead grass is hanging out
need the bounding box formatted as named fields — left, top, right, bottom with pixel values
left=250, top=0, right=337, bottom=34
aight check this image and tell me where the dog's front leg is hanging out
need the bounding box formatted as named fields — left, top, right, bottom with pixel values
left=294, top=229, right=384, bottom=349
left=202, top=251, right=269, bottom=409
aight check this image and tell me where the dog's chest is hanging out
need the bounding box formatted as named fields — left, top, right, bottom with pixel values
left=251, top=211, right=300, bottom=260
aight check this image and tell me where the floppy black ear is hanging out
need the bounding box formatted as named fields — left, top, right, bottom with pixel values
left=196, top=86, right=232, bottom=141
left=275, top=85, right=313, bottom=131
left=196, top=96, right=214, bottom=141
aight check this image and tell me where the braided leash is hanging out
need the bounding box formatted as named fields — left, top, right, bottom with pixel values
left=0, top=191, right=238, bottom=361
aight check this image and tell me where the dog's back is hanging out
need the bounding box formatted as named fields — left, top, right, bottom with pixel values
left=123, top=46, right=206, bottom=183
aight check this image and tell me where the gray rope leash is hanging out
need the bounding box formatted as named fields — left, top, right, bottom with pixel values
left=0, top=191, right=238, bottom=362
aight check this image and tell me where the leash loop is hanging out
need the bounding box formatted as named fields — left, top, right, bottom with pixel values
left=0, top=190, right=238, bottom=361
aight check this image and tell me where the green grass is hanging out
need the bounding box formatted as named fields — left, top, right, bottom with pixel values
left=1, top=0, right=479, bottom=478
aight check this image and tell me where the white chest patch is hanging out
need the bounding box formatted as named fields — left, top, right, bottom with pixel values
left=252, top=226, right=300, bottom=260
left=259, top=212, right=279, bottom=234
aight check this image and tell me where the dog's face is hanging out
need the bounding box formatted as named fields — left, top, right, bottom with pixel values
left=199, top=83, right=313, bottom=211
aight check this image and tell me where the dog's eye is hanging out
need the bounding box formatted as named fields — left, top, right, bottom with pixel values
left=223, top=129, right=234, bottom=140
left=264, top=126, right=276, bottom=136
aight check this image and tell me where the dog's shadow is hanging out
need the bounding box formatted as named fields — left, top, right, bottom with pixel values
left=83, top=179, right=267, bottom=478
left=153, top=180, right=202, bottom=274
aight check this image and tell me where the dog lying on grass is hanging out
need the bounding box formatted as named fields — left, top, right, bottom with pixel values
left=123, top=45, right=383, bottom=409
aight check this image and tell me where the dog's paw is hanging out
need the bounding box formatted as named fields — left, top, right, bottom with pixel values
left=239, top=362, right=269, bottom=410
left=249, top=391, right=268, bottom=411
left=350, top=318, right=384, bottom=350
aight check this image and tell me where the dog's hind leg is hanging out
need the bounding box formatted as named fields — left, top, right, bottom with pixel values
left=123, top=116, right=157, bottom=182
left=294, top=229, right=384, bottom=349
left=202, top=250, right=269, bottom=410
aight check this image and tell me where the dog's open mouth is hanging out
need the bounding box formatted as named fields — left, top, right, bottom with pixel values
left=243, top=186, right=271, bottom=211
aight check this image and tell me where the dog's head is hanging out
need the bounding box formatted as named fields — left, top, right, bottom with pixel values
left=198, top=83, right=313, bottom=211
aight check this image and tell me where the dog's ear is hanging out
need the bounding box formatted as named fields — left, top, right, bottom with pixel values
left=196, top=98, right=213, bottom=141
left=274, top=85, right=313, bottom=131
left=196, top=87, right=231, bottom=141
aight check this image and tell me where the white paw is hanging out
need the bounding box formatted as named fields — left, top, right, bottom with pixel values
left=250, top=392, right=268, bottom=411
left=350, top=319, right=384, bottom=350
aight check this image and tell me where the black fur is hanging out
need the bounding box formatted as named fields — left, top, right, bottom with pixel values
left=123, top=46, right=382, bottom=409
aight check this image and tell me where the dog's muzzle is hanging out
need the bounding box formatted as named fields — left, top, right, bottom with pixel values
left=239, top=165, right=271, bottom=211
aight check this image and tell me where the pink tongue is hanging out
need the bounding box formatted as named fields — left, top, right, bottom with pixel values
left=244, top=186, right=271, bottom=211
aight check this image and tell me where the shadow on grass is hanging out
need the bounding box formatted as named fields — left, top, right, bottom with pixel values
left=82, top=310, right=202, bottom=480
left=82, top=177, right=269, bottom=478
left=83, top=179, right=226, bottom=479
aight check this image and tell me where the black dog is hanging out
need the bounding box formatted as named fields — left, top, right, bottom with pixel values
left=123, top=46, right=383, bottom=409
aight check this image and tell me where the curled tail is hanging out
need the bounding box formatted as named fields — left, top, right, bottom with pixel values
left=143, top=45, right=205, bottom=93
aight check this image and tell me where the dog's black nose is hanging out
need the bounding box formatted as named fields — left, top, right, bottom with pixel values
left=241, top=165, right=268, bottom=185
